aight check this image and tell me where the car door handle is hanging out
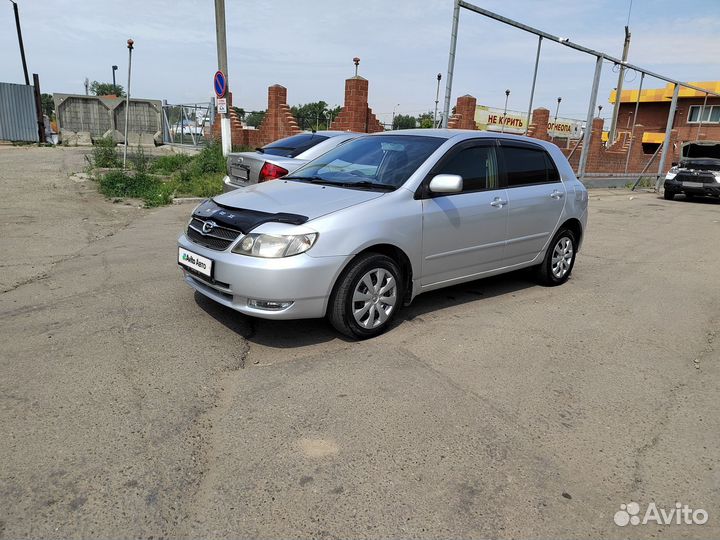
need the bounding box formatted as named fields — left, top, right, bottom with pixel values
left=490, top=197, right=508, bottom=208
left=550, top=190, right=565, bottom=200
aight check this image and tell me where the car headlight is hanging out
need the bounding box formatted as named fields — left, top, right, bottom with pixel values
left=714, top=172, right=720, bottom=183
left=232, top=233, right=318, bottom=258
left=665, top=167, right=678, bottom=181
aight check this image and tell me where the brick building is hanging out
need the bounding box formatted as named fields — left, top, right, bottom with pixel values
left=609, top=81, right=720, bottom=155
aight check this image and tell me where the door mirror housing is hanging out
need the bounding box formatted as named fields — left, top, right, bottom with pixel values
left=429, top=174, right=463, bottom=194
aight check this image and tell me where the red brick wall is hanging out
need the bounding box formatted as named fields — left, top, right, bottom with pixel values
left=330, top=77, right=384, bottom=133
left=212, top=84, right=301, bottom=148
left=447, top=95, right=477, bottom=130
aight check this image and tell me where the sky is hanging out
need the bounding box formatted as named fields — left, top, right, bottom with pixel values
left=2, top=0, right=720, bottom=126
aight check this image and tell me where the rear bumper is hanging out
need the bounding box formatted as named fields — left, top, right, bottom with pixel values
left=222, top=175, right=251, bottom=193
left=178, top=234, right=347, bottom=319
left=665, top=178, right=720, bottom=197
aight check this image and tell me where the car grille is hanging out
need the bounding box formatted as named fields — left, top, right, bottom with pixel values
left=186, top=217, right=241, bottom=251
left=675, top=171, right=717, bottom=184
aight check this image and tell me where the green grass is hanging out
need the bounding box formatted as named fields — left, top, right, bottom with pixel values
left=91, top=137, right=122, bottom=168
left=95, top=143, right=227, bottom=206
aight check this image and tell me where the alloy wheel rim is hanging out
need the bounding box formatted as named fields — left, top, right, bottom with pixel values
left=352, top=268, right=398, bottom=329
left=551, top=237, right=574, bottom=279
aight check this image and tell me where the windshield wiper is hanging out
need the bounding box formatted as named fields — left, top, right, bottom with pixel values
left=283, top=176, right=338, bottom=185
left=338, top=180, right=396, bottom=191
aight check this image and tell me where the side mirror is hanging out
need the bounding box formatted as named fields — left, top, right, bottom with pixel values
left=428, top=174, right=463, bottom=194
left=671, top=162, right=678, bottom=167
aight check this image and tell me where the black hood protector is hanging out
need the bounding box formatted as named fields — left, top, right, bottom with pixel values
left=193, top=199, right=308, bottom=233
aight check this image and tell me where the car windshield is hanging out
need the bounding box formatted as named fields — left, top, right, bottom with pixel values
left=285, top=135, right=445, bottom=190
left=261, top=133, right=330, bottom=158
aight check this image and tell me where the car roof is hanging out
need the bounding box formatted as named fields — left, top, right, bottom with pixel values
left=366, top=128, right=561, bottom=151
left=304, top=130, right=361, bottom=137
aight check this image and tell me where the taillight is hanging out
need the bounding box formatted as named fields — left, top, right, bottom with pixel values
left=259, top=162, right=288, bottom=182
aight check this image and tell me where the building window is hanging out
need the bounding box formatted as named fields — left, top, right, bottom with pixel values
left=688, top=105, right=720, bottom=124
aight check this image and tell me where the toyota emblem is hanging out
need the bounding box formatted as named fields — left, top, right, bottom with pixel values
left=202, top=220, right=217, bottom=234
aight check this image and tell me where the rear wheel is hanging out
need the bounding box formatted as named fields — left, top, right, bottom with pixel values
left=663, top=189, right=675, bottom=200
left=535, top=228, right=577, bottom=286
left=328, top=253, right=402, bottom=339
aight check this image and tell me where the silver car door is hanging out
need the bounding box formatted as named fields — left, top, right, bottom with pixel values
left=499, top=141, right=566, bottom=266
left=420, top=140, right=509, bottom=287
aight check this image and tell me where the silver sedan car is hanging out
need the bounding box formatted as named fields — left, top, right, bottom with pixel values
left=178, top=130, right=589, bottom=339
left=223, top=131, right=359, bottom=191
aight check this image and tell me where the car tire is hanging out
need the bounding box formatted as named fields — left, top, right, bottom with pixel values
left=663, top=189, right=675, bottom=200
left=328, top=253, right=403, bottom=339
left=535, top=228, right=577, bottom=286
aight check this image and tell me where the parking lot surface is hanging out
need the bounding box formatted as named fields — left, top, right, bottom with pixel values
left=1, top=146, right=718, bottom=539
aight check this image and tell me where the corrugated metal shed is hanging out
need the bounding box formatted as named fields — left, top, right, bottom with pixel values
left=0, top=82, right=38, bottom=142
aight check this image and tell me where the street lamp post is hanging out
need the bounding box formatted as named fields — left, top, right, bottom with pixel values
left=551, top=96, right=562, bottom=143
left=501, top=89, right=511, bottom=133
left=122, top=39, right=134, bottom=169
left=392, top=103, right=400, bottom=130
left=434, top=73, right=442, bottom=128
left=112, top=65, right=118, bottom=89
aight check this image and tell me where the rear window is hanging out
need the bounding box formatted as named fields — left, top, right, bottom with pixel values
left=261, top=133, right=329, bottom=158
left=501, top=145, right=560, bottom=187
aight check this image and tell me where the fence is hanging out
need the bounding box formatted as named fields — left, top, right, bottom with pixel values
left=161, top=101, right=214, bottom=147
left=0, top=82, right=38, bottom=142
left=442, top=0, right=720, bottom=187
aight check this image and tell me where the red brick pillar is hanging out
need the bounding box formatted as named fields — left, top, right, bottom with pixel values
left=527, top=108, right=550, bottom=140
left=331, top=76, right=384, bottom=133
left=254, top=84, right=301, bottom=146
left=447, top=95, right=477, bottom=130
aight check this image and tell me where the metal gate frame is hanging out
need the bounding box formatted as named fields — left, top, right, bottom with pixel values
left=442, top=0, right=720, bottom=186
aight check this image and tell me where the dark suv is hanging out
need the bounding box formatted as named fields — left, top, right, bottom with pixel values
left=664, top=141, right=720, bottom=200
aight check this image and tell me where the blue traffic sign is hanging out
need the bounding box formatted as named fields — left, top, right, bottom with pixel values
left=213, top=70, right=227, bottom=98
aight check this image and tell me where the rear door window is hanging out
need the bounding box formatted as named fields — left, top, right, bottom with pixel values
left=500, top=145, right=560, bottom=187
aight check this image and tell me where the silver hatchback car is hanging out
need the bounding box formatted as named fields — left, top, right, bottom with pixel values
left=178, top=130, right=588, bottom=339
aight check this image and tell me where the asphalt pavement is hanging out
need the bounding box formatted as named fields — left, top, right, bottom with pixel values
left=1, top=146, right=718, bottom=539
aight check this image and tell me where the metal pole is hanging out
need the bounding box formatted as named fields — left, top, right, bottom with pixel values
left=551, top=97, right=561, bottom=143
left=501, top=90, right=510, bottom=133
left=215, top=0, right=231, bottom=156
left=434, top=73, right=442, bottom=128
left=10, top=1, right=30, bottom=85
left=631, top=143, right=662, bottom=191
left=577, top=55, right=603, bottom=180
left=524, top=35, right=543, bottom=136
left=123, top=39, right=134, bottom=169
left=442, top=0, right=461, bottom=128
left=624, top=72, right=644, bottom=174
left=609, top=26, right=631, bottom=144
left=696, top=92, right=709, bottom=140
left=655, top=83, right=679, bottom=190
left=32, top=73, right=46, bottom=143
left=112, top=65, right=117, bottom=88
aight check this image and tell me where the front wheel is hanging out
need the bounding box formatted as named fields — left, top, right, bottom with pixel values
left=535, top=228, right=577, bottom=286
left=328, top=253, right=402, bottom=339
left=663, top=189, right=676, bottom=200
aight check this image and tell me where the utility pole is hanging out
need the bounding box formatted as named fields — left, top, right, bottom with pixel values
left=84, top=78, right=89, bottom=96
left=434, top=73, right=442, bottom=128
left=608, top=26, right=631, bottom=145
left=112, top=65, right=118, bottom=88
left=123, top=39, right=134, bottom=169
left=215, top=0, right=231, bottom=156
left=10, top=0, right=29, bottom=85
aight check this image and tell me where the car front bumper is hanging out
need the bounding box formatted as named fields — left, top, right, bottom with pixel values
left=177, top=234, right=347, bottom=319
left=665, top=178, right=720, bottom=197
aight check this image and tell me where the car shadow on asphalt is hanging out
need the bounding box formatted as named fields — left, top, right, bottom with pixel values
left=663, top=194, right=720, bottom=205
left=193, top=269, right=536, bottom=349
